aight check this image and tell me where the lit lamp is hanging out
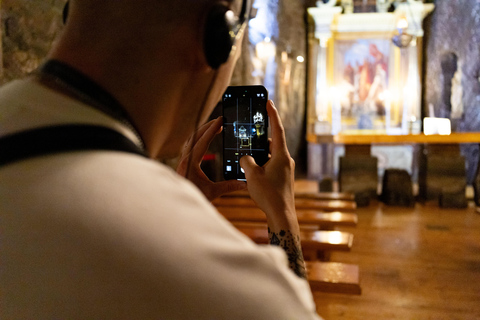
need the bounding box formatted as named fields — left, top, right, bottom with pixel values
left=392, top=17, right=413, bottom=48
left=255, top=37, right=276, bottom=61
left=423, top=117, right=451, bottom=135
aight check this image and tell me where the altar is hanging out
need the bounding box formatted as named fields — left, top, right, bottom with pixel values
left=304, top=1, right=480, bottom=205
left=306, top=1, right=435, bottom=181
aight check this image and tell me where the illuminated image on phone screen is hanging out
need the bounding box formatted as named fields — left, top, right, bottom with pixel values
left=223, top=86, right=269, bottom=180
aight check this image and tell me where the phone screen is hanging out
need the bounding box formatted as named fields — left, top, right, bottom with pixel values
left=222, top=85, right=269, bottom=181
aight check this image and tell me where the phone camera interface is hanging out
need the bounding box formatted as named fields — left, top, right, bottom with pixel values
left=223, top=88, right=268, bottom=180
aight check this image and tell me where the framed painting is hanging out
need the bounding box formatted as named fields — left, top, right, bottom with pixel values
left=306, top=6, right=430, bottom=136
left=332, top=38, right=393, bottom=133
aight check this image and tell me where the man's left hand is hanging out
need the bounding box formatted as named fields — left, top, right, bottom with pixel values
left=177, top=117, right=247, bottom=201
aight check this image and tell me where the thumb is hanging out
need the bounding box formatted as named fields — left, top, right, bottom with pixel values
left=239, top=155, right=257, bottom=172
left=240, top=155, right=263, bottom=181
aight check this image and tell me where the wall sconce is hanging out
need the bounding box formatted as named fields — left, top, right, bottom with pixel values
left=392, top=17, right=413, bottom=48
left=255, top=37, right=276, bottom=60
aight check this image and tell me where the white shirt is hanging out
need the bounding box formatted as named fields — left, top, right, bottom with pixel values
left=0, top=79, right=322, bottom=319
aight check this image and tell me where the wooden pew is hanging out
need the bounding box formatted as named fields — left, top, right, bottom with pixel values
left=232, top=221, right=320, bottom=232
left=234, top=223, right=353, bottom=260
left=225, top=189, right=355, bottom=201
left=231, top=222, right=361, bottom=294
left=306, top=261, right=361, bottom=295
left=286, top=182, right=361, bottom=295
left=213, top=196, right=357, bottom=212
left=217, top=206, right=358, bottom=230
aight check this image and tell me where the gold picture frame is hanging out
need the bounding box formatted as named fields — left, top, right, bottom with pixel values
left=307, top=4, right=432, bottom=136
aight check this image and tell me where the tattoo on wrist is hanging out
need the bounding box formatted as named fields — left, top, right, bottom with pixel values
left=268, top=228, right=307, bottom=279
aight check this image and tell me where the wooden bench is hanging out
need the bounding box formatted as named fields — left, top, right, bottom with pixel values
left=234, top=223, right=353, bottom=260
left=232, top=221, right=320, bottom=232
left=225, top=190, right=355, bottom=201
left=213, top=196, right=357, bottom=212
left=306, top=261, right=361, bottom=295
left=218, top=207, right=358, bottom=230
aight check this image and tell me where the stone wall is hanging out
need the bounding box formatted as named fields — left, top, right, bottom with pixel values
left=1, top=0, right=66, bottom=84
left=424, top=0, right=480, bottom=182
left=276, top=0, right=307, bottom=173
left=232, top=0, right=308, bottom=174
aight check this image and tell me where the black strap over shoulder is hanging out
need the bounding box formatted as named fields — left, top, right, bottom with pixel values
left=0, top=125, right=147, bottom=167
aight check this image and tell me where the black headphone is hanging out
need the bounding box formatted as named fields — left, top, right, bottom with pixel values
left=203, top=0, right=251, bottom=69
left=62, top=0, right=251, bottom=70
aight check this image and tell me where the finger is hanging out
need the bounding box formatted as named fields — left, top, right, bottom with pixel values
left=184, top=118, right=219, bottom=154
left=184, top=118, right=217, bottom=152
left=266, top=100, right=288, bottom=156
left=191, top=117, right=223, bottom=163
left=239, top=155, right=263, bottom=181
left=240, top=155, right=257, bottom=171
left=268, top=138, right=273, bottom=154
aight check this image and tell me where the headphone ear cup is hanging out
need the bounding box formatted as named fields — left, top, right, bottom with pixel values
left=204, top=5, right=236, bottom=69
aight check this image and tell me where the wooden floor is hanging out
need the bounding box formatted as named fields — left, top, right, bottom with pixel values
left=313, top=201, right=480, bottom=320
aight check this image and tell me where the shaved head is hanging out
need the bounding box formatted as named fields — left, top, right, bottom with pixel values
left=50, top=0, right=246, bottom=158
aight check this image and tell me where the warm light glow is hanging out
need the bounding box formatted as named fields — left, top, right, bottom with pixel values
left=397, top=17, right=408, bottom=30
left=423, top=117, right=451, bottom=135
left=296, top=56, right=305, bottom=63
left=330, top=212, right=342, bottom=222
left=329, top=86, right=339, bottom=96
left=327, top=231, right=344, bottom=245
left=378, top=92, right=385, bottom=102
left=378, top=90, right=390, bottom=102
left=255, top=39, right=276, bottom=60
left=225, top=10, right=235, bottom=20
left=384, top=90, right=391, bottom=100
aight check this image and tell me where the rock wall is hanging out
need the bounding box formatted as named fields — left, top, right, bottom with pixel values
left=424, top=0, right=480, bottom=183
left=1, top=0, right=66, bottom=83
left=276, top=0, right=307, bottom=173
left=232, top=0, right=308, bottom=174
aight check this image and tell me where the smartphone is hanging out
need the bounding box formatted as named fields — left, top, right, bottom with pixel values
left=222, top=85, right=269, bottom=181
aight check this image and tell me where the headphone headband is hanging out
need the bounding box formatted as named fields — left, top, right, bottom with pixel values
left=62, top=0, right=253, bottom=69
left=62, top=0, right=252, bottom=27
left=204, top=0, right=252, bottom=69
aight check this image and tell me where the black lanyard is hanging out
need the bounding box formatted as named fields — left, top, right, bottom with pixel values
left=38, top=60, right=145, bottom=150
left=0, top=125, right=146, bottom=167
left=0, top=60, right=149, bottom=166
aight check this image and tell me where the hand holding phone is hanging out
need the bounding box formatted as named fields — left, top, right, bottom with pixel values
left=239, top=100, right=296, bottom=222
left=226, top=97, right=304, bottom=277
left=176, top=117, right=247, bottom=201
left=239, top=100, right=304, bottom=278
left=222, top=85, right=269, bottom=181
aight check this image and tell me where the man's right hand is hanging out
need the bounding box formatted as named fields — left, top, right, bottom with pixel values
left=239, top=100, right=297, bottom=230
left=240, top=100, right=307, bottom=279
